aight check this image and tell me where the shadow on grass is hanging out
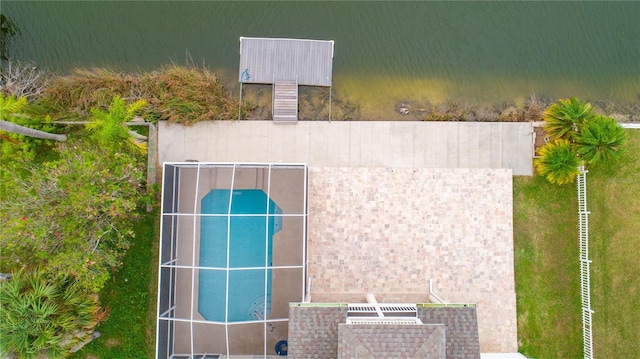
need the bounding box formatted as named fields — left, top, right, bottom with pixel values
left=71, top=207, right=159, bottom=359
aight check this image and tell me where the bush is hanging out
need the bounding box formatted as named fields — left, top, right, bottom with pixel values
left=35, top=65, right=251, bottom=124
left=0, top=61, right=50, bottom=101
left=0, top=140, right=147, bottom=292
left=0, top=270, right=105, bottom=358
left=0, top=93, right=62, bottom=160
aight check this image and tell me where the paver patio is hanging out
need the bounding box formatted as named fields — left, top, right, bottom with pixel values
left=307, top=167, right=517, bottom=353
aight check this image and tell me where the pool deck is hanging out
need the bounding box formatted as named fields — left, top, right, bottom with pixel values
left=158, top=121, right=533, bottom=175
left=169, top=166, right=305, bottom=355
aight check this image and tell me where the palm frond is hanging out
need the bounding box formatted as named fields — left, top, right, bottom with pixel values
left=86, top=95, right=148, bottom=153
left=543, top=97, right=594, bottom=141
left=125, top=99, right=148, bottom=119
left=129, top=137, right=148, bottom=155
left=534, top=139, right=580, bottom=185
left=576, top=115, right=627, bottom=165
left=0, top=270, right=103, bottom=358
left=0, top=93, right=29, bottom=121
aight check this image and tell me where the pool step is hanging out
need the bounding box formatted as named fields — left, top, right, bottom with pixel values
left=212, top=167, right=269, bottom=190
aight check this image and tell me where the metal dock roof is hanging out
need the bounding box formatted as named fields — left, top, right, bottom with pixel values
left=239, top=37, right=334, bottom=86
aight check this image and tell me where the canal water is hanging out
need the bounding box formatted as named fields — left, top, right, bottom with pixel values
left=2, top=1, right=639, bottom=118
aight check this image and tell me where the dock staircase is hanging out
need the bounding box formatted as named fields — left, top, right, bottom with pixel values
left=577, top=165, right=594, bottom=359
left=272, top=81, right=298, bottom=123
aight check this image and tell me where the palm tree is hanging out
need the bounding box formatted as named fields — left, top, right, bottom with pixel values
left=534, top=139, right=580, bottom=185
left=576, top=115, right=627, bottom=166
left=543, top=97, right=594, bottom=142
left=0, top=93, right=67, bottom=141
left=0, top=270, right=102, bottom=358
left=86, top=95, right=147, bottom=153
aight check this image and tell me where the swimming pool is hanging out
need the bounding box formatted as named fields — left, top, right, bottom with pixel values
left=198, top=189, right=282, bottom=322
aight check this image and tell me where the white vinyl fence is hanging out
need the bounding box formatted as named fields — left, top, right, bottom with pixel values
left=577, top=165, right=594, bottom=359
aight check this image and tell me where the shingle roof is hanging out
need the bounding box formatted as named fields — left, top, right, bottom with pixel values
left=338, top=324, right=446, bottom=359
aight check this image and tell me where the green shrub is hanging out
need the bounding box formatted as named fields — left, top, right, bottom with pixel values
left=0, top=93, right=61, bottom=159
left=0, top=270, right=105, bottom=358
left=0, top=140, right=147, bottom=292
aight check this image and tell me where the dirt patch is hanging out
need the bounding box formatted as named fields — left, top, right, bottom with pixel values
left=533, top=125, right=548, bottom=157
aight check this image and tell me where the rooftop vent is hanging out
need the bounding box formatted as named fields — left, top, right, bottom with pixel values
left=346, top=317, right=423, bottom=325
left=347, top=303, right=418, bottom=317
left=347, top=294, right=421, bottom=324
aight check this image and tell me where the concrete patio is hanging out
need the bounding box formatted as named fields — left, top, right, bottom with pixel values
left=158, top=121, right=533, bottom=175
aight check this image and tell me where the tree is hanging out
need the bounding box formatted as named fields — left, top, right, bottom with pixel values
left=0, top=120, right=67, bottom=142
left=543, top=97, right=594, bottom=142
left=537, top=98, right=628, bottom=185
left=0, top=270, right=104, bottom=358
left=534, top=139, right=580, bottom=185
left=576, top=115, right=627, bottom=166
left=0, top=93, right=66, bottom=141
left=86, top=95, right=147, bottom=154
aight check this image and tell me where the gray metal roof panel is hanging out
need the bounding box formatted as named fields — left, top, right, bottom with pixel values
left=239, top=37, right=334, bottom=86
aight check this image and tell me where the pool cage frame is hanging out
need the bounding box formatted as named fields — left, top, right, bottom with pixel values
left=156, top=162, right=308, bottom=359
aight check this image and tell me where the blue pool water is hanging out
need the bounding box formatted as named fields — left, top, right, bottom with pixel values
left=198, top=189, right=282, bottom=322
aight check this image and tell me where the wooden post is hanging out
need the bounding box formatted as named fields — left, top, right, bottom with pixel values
left=238, top=82, right=243, bottom=121
left=329, top=86, right=332, bottom=122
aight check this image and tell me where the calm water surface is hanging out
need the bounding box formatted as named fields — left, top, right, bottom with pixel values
left=3, top=1, right=639, bottom=118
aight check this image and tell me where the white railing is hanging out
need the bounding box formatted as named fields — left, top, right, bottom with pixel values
left=347, top=303, right=417, bottom=315
left=577, top=165, right=594, bottom=359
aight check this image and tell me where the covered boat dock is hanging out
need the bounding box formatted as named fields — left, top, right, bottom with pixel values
left=238, top=37, right=335, bottom=122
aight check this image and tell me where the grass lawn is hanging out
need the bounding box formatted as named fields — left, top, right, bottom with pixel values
left=71, top=208, right=159, bottom=359
left=514, top=130, right=640, bottom=358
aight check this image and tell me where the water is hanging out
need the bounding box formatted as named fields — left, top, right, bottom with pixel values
left=199, top=189, right=280, bottom=322
left=2, top=1, right=639, bottom=118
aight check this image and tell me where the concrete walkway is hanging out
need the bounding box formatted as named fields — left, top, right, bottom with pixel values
left=158, top=121, right=534, bottom=175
